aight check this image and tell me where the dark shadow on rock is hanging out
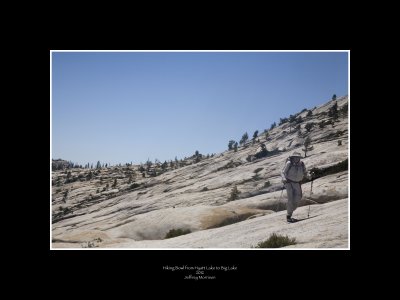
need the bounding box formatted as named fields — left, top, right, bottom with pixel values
left=290, top=215, right=319, bottom=222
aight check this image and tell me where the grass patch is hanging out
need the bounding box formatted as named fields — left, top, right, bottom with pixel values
left=255, top=233, right=297, bottom=248
left=165, top=228, right=191, bottom=239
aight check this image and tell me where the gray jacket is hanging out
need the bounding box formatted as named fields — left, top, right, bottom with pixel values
left=281, top=160, right=307, bottom=183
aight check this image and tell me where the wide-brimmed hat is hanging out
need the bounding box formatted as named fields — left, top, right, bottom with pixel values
left=290, top=151, right=302, bottom=158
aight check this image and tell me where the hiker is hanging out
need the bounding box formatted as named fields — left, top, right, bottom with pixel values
left=281, top=151, right=308, bottom=223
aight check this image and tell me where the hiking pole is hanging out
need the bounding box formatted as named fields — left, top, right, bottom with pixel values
left=276, top=184, right=285, bottom=212
left=308, top=173, right=314, bottom=218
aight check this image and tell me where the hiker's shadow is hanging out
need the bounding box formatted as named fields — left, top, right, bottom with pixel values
left=292, top=215, right=319, bottom=222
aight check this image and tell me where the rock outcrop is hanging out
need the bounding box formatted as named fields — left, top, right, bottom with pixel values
left=52, top=96, right=349, bottom=249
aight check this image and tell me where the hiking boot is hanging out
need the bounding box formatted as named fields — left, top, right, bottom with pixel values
left=287, top=215, right=295, bottom=223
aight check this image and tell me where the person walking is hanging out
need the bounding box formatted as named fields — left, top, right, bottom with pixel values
left=281, top=151, right=308, bottom=223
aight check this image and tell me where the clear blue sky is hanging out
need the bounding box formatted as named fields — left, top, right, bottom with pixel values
left=52, top=51, right=348, bottom=166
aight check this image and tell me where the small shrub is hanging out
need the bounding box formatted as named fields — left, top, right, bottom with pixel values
left=335, top=130, right=344, bottom=137
left=264, top=181, right=271, bottom=188
left=201, top=187, right=209, bottom=192
left=296, top=116, right=303, bottom=124
left=305, top=122, right=315, bottom=132
left=129, top=183, right=141, bottom=190
left=112, top=178, right=117, bottom=188
left=82, top=241, right=98, bottom=248
left=62, top=190, right=69, bottom=202
left=255, top=233, right=297, bottom=248
left=57, top=206, right=72, bottom=216
left=252, top=173, right=262, bottom=181
left=217, top=160, right=239, bottom=172
left=338, top=140, right=342, bottom=146
left=254, top=167, right=263, bottom=173
left=308, top=158, right=348, bottom=180
left=165, top=228, right=191, bottom=239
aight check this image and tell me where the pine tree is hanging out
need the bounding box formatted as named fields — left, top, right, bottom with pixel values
left=234, top=142, right=238, bottom=152
left=228, top=140, right=236, bottom=151
left=328, top=102, right=339, bottom=121
left=240, top=132, right=249, bottom=147
left=296, top=116, right=303, bottom=124
left=279, top=118, right=288, bottom=125
left=228, top=185, right=240, bottom=201
left=302, top=136, right=313, bottom=157
left=340, top=102, right=348, bottom=117
left=112, top=178, right=117, bottom=188
left=96, top=161, right=101, bottom=169
left=62, top=190, right=69, bottom=203
left=195, top=151, right=200, bottom=163
left=270, top=122, right=276, bottom=130
left=252, top=130, right=259, bottom=144
left=146, top=159, right=152, bottom=170
left=297, top=129, right=302, bottom=137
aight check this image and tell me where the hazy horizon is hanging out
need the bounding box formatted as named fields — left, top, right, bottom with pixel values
left=51, top=51, right=348, bottom=166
